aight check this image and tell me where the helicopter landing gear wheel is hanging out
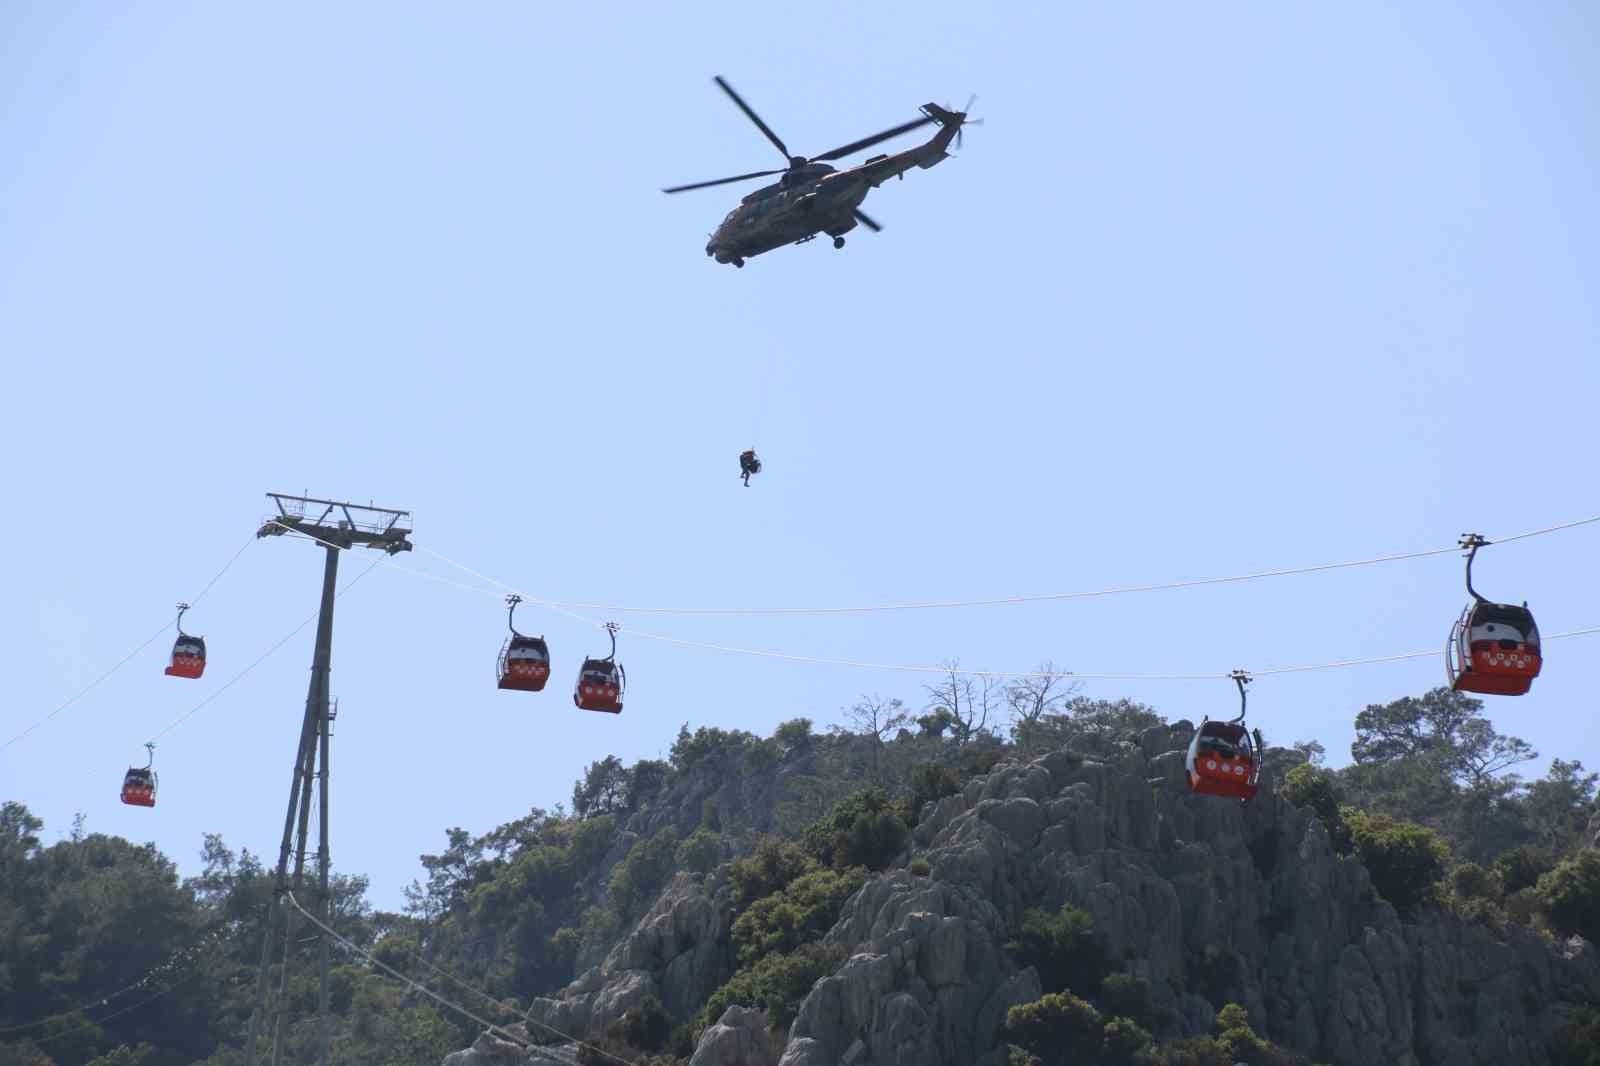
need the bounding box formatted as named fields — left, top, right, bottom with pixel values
left=832, top=236, right=845, bottom=250
left=732, top=257, right=745, bottom=269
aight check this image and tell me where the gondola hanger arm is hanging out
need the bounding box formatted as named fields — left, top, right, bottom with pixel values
left=1229, top=669, right=1251, bottom=724
left=1460, top=533, right=1489, bottom=604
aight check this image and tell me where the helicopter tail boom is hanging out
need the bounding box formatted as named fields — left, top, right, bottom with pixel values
left=913, top=103, right=967, bottom=168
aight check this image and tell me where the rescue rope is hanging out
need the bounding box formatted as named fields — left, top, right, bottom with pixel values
left=382, top=550, right=1600, bottom=681
left=749, top=343, right=781, bottom=444
left=284, top=892, right=627, bottom=1066
left=417, top=512, right=1600, bottom=617
left=3, top=534, right=259, bottom=751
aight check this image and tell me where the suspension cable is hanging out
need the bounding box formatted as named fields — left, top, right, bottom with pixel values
left=381, top=553, right=1600, bottom=681
left=143, top=555, right=384, bottom=745
left=3, top=534, right=258, bottom=751
left=418, top=512, right=1599, bottom=617
left=0, top=924, right=228, bottom=1039
left=285, top=892, right=629, bottom=1065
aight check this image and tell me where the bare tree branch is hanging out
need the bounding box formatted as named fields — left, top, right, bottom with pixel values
left=1004, top=660, right=1081, bottom=728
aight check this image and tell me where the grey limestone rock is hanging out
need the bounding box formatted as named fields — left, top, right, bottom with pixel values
left=689, top=1005, right=781, bottom=1066
left=525, top=870, right=733, bottom=1044
left=767, top=734, right=1600, bottom=1066
left=451, top=731, right=1600, bottom=1066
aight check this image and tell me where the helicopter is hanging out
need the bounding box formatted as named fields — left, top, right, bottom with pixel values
left=663, top=77, right=979, bottom=268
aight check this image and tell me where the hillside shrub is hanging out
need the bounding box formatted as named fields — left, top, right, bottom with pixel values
left=910, top=762, right=964, bottom=815
left=1098, top=973, right=1153, bottom=1028
left=608, top=830, right=681, bottom=915
left=1447, top=861, right=1507, bottom=927
left=606, top=992, right=672, bottom=1053
left=1537, top=850, right=1600, bottom=946
left=1005, top=905, right=1110, bottom=996
left=674, top=828, right=722, bottom=875
left=1003, top=991, right=1160, bottom=1066
left=1101, top=1016, right=1157, bottom=1066
left=1003, top=992, right=1106, bottom=1063
left=727, top=836, right=815, bottom=907
left=696, top=942, right=848, bottom=1032
left=1343, top=808, right=1450, bottom=913
left=1553, top=1004, right=1600, bottom=1066
left=774, top=717, right=814, bottom=752
left=1494, top=845, right=1557, bottom=895
left=1281, top=765, right=1350, bottom=853
left=801, top=788, right=909, bottom=871
left=732, top=865, right=867, bottom=964
left=1152, top=1037, right=1235, bottom=1065
left=1448, top=862, right=1503, bottom=902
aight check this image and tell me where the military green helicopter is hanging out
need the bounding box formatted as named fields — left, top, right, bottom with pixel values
left=663, top=77, right=979, bottom=268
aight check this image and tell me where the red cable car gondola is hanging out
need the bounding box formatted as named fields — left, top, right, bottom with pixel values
left=121, top=743, right=158, bottom=808
left=497, top=594, right=552, bottom=692
left=1446, top=534, right=1542, bottom=696
left=1186, top=671, right=1262, bottom=803
left=574, top=622, right=625, bottom=714
left=164, top=602, right=206, bottom=679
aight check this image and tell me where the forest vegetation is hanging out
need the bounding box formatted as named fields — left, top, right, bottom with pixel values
left=3, top=678, right=1597, bottom=1066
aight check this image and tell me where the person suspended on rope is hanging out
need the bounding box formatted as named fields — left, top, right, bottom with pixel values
left=739, top=449, right=762, bottom=487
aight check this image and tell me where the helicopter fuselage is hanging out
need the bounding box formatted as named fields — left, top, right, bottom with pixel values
left=705, top=109, right=962, bottom=267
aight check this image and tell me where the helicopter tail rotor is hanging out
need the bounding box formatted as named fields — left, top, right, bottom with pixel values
left=920, top=98, right=983, bottom=151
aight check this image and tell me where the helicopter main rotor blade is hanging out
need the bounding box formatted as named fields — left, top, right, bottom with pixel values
left=811, top=115, right=936, bottom=163
left=662, top=168, right=787, bottom=194
left=853, top=209, right=883, bottom=232
left=713, top=76, right=793, bottom=163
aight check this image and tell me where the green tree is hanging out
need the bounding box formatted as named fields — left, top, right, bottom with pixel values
left=1493, top=845, right=1556, bottom=895
left=1351, top=688, right=1536, bottom=788
left=1521, top=759, right=1599, bottom=853
left=1553, top=1005, right=1600, bottom=1066
left=1098, top=974, right=1153, bottom=1028
left=774, top=717, right=815, bottom=754
left=909, top=762, right=964, bottom=816
left=674, top=829, right=722, bottom=875
left=1005, top=905, right=1110, bottom=996
left=732, top=866, right=866, bottom=964
left=608, top=831, right=681, bottom=916
left=800, top=789, right=909, bottom=871
left=572, top=756, right=628, bottom=819
left=833, top=695, right=909, bottom=782
left=1003, top=992, right=1106, bottom=1064
left=1343, top=809, right=1451, bottom=913
left=1281, top=764, right=1350, bottom=853
left=696, top=943, right=847, bottom=1031
left=1012, top=697, right=1164, bottom=758
left=1536, top=850, right=1600, bottom=946
left=727, top=837, right=815, bottom=907
left=623, top=759, right=671, bottom=813
left=1344, top=688, right=1539, bottom=859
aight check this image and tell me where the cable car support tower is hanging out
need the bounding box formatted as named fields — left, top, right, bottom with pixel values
left=245, top=493, right=412, bottom=1066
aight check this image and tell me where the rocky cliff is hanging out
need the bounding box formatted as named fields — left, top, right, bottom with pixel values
left=445, top=724, right=1600, bottom=1066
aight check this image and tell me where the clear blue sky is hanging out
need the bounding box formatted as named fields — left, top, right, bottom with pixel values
left=3, top=2, right=1596, bottom=911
